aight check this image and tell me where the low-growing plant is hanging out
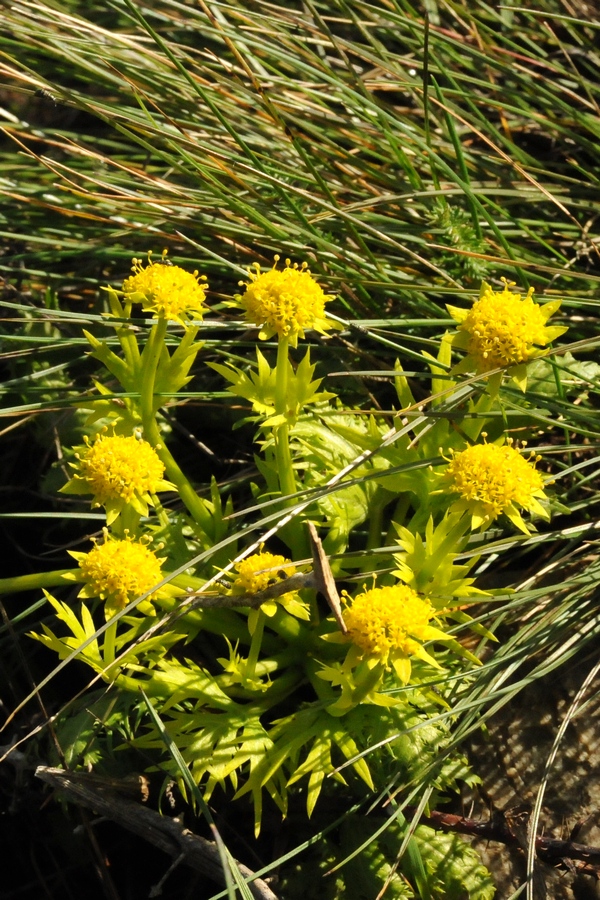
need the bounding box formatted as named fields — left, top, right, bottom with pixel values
left=0, top=249, right=575, bottom=897
left=3, top=2, right=600, bottom=896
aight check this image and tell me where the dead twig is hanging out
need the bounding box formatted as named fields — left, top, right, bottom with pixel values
left=185, top=522, right=346, bottom=630
left=404, top=803, right=600, bottom=878
left=35, top=766, right=279, bottom=900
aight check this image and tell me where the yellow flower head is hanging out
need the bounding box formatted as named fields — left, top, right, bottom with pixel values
left=71, top=533, right=166, bottom=616
left=447, top=279, right=567, bottom=382
left=443, top=440, right=550, bottom=534
left=343, top=583, right=450, bottom=683
left=232, top=551, right=309, bottom=630
left=122, top=250, right=208, bottom=324
left=235, top=256, right=334, bottom=346
left=233, top=551, right=294, bottom=594
left=61, top=432, right=175, bottom=525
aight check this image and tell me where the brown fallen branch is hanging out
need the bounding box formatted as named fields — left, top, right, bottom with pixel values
left=405, top=804, right=600, bottom=876
left=185, top=571, right=316, bottom=609
left=35, top=766, right=279, bottom=900
left=184, top=521, right=346, bottom=632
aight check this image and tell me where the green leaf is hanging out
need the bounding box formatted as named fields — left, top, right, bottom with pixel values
left=210, top=348, right=335, bottom=426
left=409, top=826, right=495, bottom=900
left=528, top=352, right=600, bottom=398
left=393, top=513, right=489, bottom=606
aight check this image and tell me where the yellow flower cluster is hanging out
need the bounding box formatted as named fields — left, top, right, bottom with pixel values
left=63, top=433, right=174, bottom=524
left=236, top=256, right=333, bottom=345
left=444, top=441, right=549, bottom=533
left=122, top=251, right=208, bottom=324
left=447, top=280, right=566, bottom=374
left=75, top=535, right=165, bottom=610
left=77, top=433, right=165, bottom=503
left=343, top=583, right=449, bottom=680
left=233, top=551, right=294, bottom=594
left=232, top=551, right=309, bottom=630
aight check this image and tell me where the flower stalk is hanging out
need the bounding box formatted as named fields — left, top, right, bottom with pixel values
left=273, top=335, right=297, bottom=502
left=0, top=570, right=80, bottom=595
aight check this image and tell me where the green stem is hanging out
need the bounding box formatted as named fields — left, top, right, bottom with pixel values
left=115, top=672, right=158, bottom=695
left=0, top=569, right=80, bottom=596
left=138, top=318, right=213, bottom=534
left=149, top=494, right=172, bottom=529
left=275, top=425, right=296, bottom=499
left=113, top=506, right=141, bottom=537
left=269, top=604, right=312, bottom=647
left=304, top=655, right=338, bottom=705
left=154, top=593, right=280, bottom=652
left=366, top=501, right=384, bottom=552
left=150, top=429, right=213, bottom=534
left=243, top=611, right=266, bottom=685
left=103, top=619, right=118, bottom=669
left=361, top=486, right=392, bottom=574
left=116, top=300, right=141, bottom=374
left=250, top=665, right=306, bottom=712
left=140, top=318, right=167, bottom=426
left=387, top=494, right=412, bottom=541
left=272, top=336, right=310, bottom=561
left=274, top=336, right=289, bottom=415
left=463, top=390, right=494, bottom=443
left=351, top=659, right=386, bottom=705
left=274, top=336, right=296, bottom=501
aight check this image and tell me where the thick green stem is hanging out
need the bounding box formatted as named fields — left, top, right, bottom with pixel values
left=103, top=620, right=118, bottom=669
left=138, top=318, right=212, bottom=534
left=367, top=502, right=384, bottom=553
left=243, top=611, right=266, bottom=685
left=389, top=494, right=412, bottom=537
left=113, top=506, right=141, bottom=537
left=0, top=569, right=80, bottom=596
left=249, top=665, right=306, bottom=713
left=304, top=655, right=338, bottom=705
left=274, top=336, right=289, bottom=417
left=268, top=603, right=313, bottom=647
left=272, top=336, right=310, bottom=561
left=274, top=336, right=296, bottom=501
left=350, top=659, right=386, bottom=706
left=463, top=390, right=494, bottom=443
left=139, top=318, right=167, bottom=426
left=149, top=494, right=172, bottom=529
left=151, top=431, right=213, bottom=534
left=116, top=299, right=141, bottom=374
left=275, top=425, right=296, bottom=499
left=153, top=594, right=268, bottom=649
left=361, top=486, right=392, bottom=574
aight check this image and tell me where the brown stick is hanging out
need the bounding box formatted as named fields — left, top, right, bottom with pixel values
left=405, top=804, right=600, bottom=871
left=184, top=522, right=346, bottom=631
left=35, top=766, right=279, bottom=900
left=306, top=522, right=347, bottom=633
